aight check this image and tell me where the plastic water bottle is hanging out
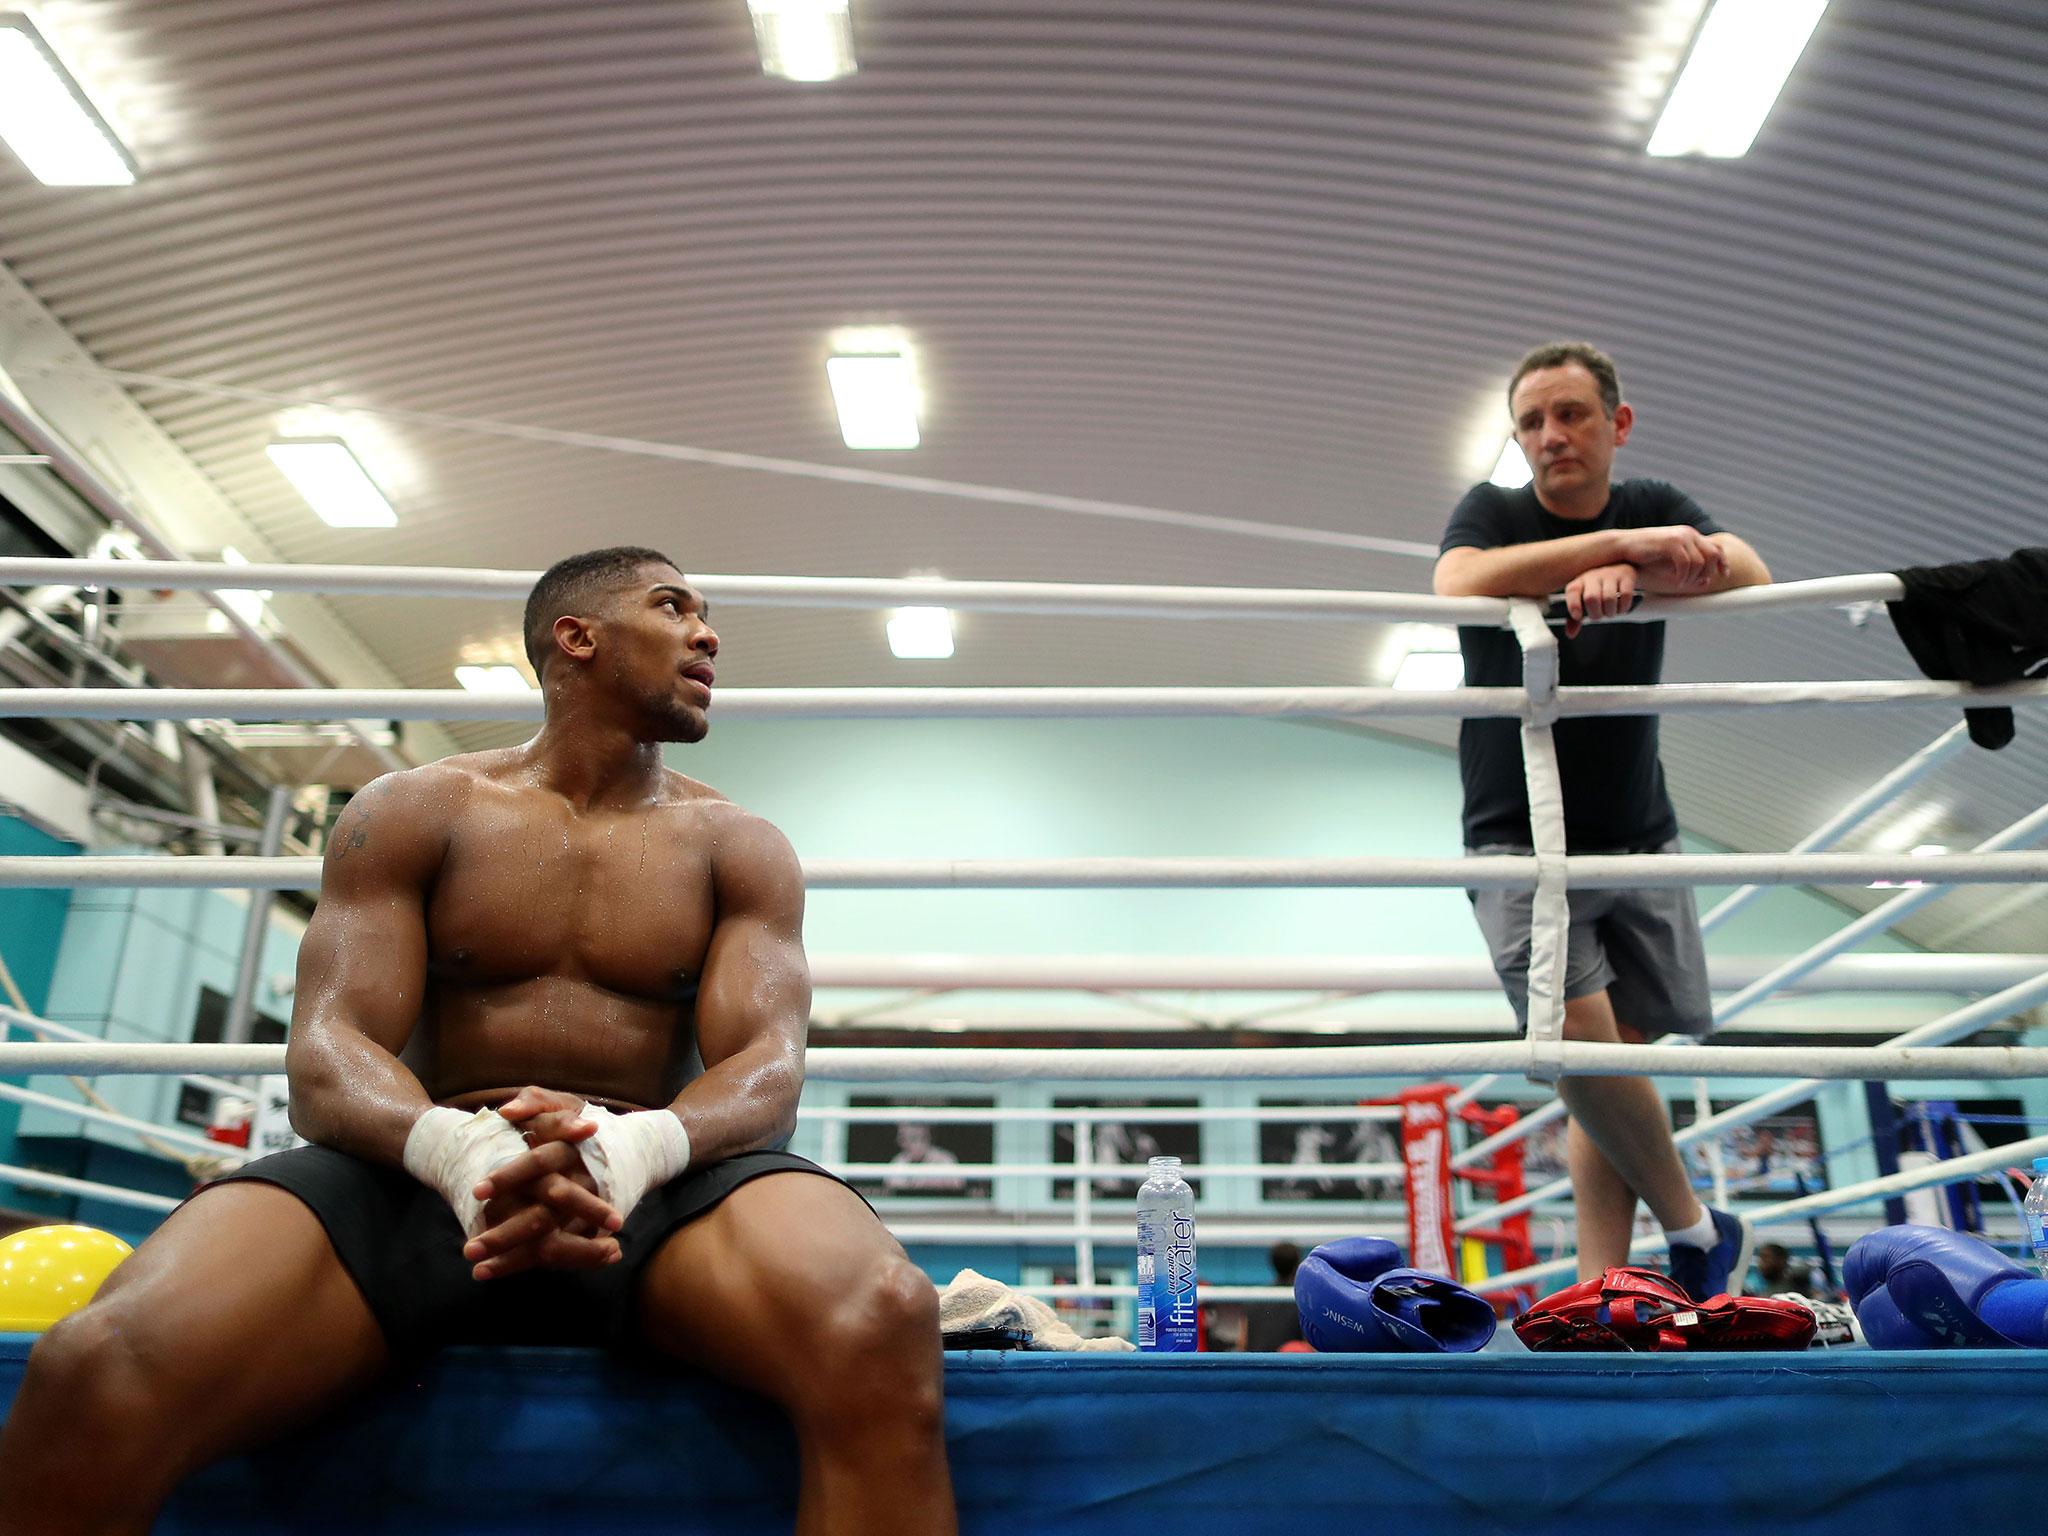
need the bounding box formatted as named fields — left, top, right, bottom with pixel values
left=2025, top=1157, right=2048, bottom=1279
left=1137, top=1155, right=1199, bottom=1351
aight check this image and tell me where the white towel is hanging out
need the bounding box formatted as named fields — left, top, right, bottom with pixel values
left=938, top=1267, right=1138, bottom=1352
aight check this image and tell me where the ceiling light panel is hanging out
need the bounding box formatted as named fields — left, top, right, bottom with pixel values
left=1392, top=650, right=1465, bottom=691
left=1390, top=624, right=1464, bottom=690
left=748, top=0, right=856, bottom=83
left=0, top=12, right=136, bottom=186
left=1489, top=438, right=1532, bottom=489
left=455, top=664, right=532, bottom=693
left=887, top=607, right=954, bottom=660
left=1648, top=0, right=1828, bottom=159
left=827, top=352, right=920, bottom=450
left=265, top=438, right=398, bottom=528
left=210, top=545, right=272, bottom=630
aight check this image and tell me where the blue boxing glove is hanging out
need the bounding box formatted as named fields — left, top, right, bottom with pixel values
left=1845, top=1224, right=2048, bottom=1349
left=1294, top=1236, right=1498, bottom=1354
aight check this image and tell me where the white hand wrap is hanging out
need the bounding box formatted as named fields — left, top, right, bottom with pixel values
left=576, top=1105, right=692, bottom=1224
left=402, top=1105, right=530, bottom=1238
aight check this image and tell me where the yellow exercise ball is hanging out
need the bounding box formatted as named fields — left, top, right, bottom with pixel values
left=0, top=1224, right=133, bottom=1332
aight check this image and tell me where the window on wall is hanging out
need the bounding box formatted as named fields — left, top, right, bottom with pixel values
left=174, top=985, right=286, bottom=1130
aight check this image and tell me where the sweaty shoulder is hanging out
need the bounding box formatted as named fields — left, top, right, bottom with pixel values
left=322, top=759, right=476, bottom=881
left=694, top=796, right=802, bottom=896
left=1614, top=478, right=1721, bottom=536
left=657, top=771, right=793, bottom=863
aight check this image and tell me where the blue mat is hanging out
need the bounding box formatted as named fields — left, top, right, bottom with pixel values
left=4, top=1336, right=2043, bottom=1533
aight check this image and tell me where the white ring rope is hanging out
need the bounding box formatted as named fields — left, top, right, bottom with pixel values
left=0, top=1079, right=247, bottom=1163
left=0, top=557, right=1903, bottom=624
left=0, top=1006, right=251, bottom=1099
left=1455, top=968, right=2048, bottom=1233
left=0, top=1161, right=181, bottom=1215
left=2, top=850, right=2044, bottom=892
left=804, top=952, right=2048, bottom=992
left=1450, top=722, right=1975, bottom=1111
left=1476, top=1129, right=2048, bottom=1297
left=4, top=552, right=2042, bottom=1286
left=833, top=1161, right=1408, bottom=1180
left=806, top=1105, right=1404, bottom=1124
left=0, top=557, right=1494, bottom=622
left=6, top=679, right=2046, bottom=725
left=1449, top=794, right=2048, bottom=1174
left=7, top=1039, right=2048, bottom=1082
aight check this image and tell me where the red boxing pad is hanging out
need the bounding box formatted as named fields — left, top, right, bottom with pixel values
left=1514, top=1266, right=1816, bottom=1352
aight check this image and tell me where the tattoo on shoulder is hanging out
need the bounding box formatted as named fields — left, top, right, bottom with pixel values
left=333, top=814, right=369, bottom=859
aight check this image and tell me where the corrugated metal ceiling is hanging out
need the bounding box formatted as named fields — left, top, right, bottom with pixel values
left=0, top=0, right=2041, bottom=949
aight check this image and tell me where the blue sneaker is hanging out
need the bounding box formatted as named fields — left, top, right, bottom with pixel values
left=1667, top=1209, right=1754, bottom=1302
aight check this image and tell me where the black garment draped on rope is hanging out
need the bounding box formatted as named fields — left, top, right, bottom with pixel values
left=1886, top=547, right=2048, bottom=750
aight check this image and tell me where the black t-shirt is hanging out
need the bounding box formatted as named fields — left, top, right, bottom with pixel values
left=1438, top=478, right=1722, bottom=851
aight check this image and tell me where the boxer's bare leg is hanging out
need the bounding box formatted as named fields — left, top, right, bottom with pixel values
left=637, top=1171, right=955, bottom=1536
left=0, top=1183, right=388, bottom=1536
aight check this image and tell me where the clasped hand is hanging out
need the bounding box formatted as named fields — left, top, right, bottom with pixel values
left=463, top=1086, right=623, bottom=1282
left=1563, top=527, right=1729, bottom=637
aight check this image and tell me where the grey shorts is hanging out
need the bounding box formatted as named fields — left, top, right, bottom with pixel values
left=1467, top=839, right=1713, bottom=1039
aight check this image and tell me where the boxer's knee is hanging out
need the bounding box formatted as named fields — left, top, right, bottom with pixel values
left=792, top=1258, right=943, bottom=1435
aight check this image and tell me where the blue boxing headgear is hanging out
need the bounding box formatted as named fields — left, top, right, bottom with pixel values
left=1293, top=1237, right=1498, bottom=1354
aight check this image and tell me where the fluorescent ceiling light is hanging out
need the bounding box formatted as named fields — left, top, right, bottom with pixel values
left=1872, top=843, right=1947, bottom=890
left=1648, top=0, right=1828, bottom=159
left=748, top=0, right=856, bottom=83
left=827, top=351, right=920, bottom=450
left=1489, top=438, right=1532, bottom=489
left=1869, top=799, right=1948, bottom=853
left=265, top=438, right=398, bottom=528
left=455, top=664, right=532, bottom=693
left=1391, top=625, right=1463, bottom=690
left=0, top=14, right=136, bottom=186
left=1392, top=650, right=1464, bottom=691
left=209, top=545, right=272, bottom=631
left=887, top=606, right=954, bottom=660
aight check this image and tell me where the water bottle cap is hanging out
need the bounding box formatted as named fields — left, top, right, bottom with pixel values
left=2033, top=1157, right=2048, bottom=1174
left=1147, top=1155, right=1182, bottom=1170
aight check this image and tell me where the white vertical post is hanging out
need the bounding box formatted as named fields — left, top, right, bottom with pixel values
left=1508, top=600, right=1569, bottom=1082
left=1072, top=1114, right=1095, bottom=1290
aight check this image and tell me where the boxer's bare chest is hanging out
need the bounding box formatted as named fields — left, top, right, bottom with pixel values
left=424, top=783, right=718, bottom=1007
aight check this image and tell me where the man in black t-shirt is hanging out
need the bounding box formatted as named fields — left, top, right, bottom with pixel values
left=1434, top=342, right=1771, bottom=1300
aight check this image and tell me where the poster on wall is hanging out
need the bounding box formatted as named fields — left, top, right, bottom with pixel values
left=1052, top=1097, right=1200, bottom=1199
left=1521, top=1114, right=1569, bottom=1186
left=1258, top=1099, right=1403, bottom=1202
left=1672, top=1101, right=1828, bottom=1194
left=844, top=1095, right=995, bottom=1200
left=1489, top=1101, right=1830, bottom=1198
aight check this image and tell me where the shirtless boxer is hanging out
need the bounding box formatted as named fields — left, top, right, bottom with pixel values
left=0, top=546, right=956, bottom=1536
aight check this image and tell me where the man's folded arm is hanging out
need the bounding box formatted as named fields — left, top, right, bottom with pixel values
left=1434, top=531, right=1636, bottom=599
left=664, top=811, right=811, bottom=1167
left=283, top=770, right=446, bottom=1165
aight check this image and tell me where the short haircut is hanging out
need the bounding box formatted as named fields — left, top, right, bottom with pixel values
left=1269, top=1240, right=1302, bottom=1281
left=1508, top=341, right=1622, bottom=417
left=523, top=545, right=679, bottom=677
